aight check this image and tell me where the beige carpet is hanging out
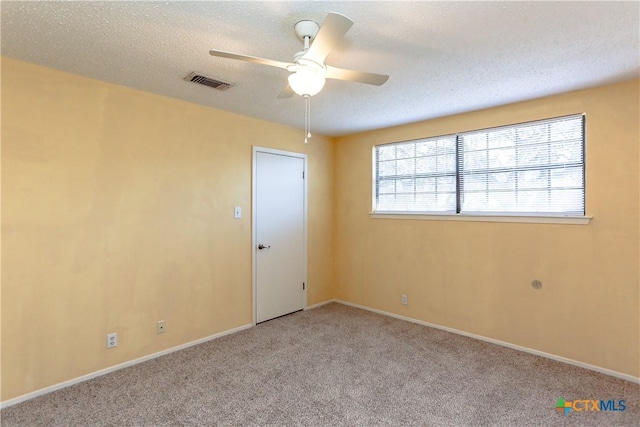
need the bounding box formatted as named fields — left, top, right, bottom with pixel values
left=2, top=303, right=638, bottom=426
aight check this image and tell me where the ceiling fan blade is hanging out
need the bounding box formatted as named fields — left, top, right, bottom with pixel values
left=277, top=84, right=295, bottom=99
left=303, top=12, right=353, bottom=63
left=209, top=50, right=291, bottom=69
left=325, top=65, right=389, bottom=86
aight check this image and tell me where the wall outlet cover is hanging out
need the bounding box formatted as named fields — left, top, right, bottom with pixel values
left=106, top=332, right=118, bottom=349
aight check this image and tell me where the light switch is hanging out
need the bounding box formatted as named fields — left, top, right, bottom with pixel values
left=234, top=207, right=242, bottom=219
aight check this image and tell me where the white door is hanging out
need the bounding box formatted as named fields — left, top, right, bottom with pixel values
left=254, top=149, right=306, bottom=323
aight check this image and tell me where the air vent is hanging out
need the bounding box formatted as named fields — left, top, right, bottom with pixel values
left=184, top=72, right=235, bottom=91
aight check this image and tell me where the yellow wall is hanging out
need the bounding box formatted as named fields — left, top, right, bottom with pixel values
left=334, top=79, right=640, bottom=377
left=1, top=58, right=335, bottom=400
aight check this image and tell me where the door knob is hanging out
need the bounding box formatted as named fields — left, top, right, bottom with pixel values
left=258, top=244, right=271, bottom=250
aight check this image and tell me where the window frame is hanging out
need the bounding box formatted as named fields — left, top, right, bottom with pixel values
left=371, top=114, right=591, bottom=225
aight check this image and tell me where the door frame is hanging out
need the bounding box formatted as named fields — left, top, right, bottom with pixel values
left=252, top=146, right=308, bottom=325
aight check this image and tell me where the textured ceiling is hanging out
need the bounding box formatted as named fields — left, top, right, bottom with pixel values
left=2, top=1, right=639, bottom=137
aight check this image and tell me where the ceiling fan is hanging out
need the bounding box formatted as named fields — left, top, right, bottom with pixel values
left=209, top=12, right=389, bottom=97
left=209, top=12, right=389, bottom=142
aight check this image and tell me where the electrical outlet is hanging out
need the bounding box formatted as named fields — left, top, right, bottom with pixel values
left=401, top=294, right=408, bottom=305
left=106, top=332, right=118, bottom=349
left=157, top=320, right=166, bottom=334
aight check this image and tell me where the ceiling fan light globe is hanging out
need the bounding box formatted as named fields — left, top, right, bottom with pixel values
left=288, top=69, right=325, bottom=97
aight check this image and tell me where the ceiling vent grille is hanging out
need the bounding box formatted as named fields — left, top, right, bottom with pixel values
left=184, top=72, right=235, bottom=91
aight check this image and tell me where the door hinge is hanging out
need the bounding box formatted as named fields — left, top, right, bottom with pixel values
left=302, top=171, right=305, bottom=179
left=303, top=282, right=305, bottom=290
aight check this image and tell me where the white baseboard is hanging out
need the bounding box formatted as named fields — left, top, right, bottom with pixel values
left=1, top=323, right=253, bottom=409
left=305, top=299, right=338, bottom=310
left=335, top=299, right=640, bottom=384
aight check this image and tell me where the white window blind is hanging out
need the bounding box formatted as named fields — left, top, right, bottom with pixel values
left=459, top=115, right=584, bottom=215
left=374, top=136, right=457, bottom=213
left=373, top=114, right=585, bottom=217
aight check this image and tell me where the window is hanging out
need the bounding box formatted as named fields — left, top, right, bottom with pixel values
left=373, top=114, right=585, bottom=217
left=375, top=135, right=458, bottom=213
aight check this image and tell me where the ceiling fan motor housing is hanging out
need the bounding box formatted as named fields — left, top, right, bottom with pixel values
left=294, top=20, right=320, bottom=41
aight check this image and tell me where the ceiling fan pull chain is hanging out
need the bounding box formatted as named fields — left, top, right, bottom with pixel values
left=304, top=94, right=311, bottom=143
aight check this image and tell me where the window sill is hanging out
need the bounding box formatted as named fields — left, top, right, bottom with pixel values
left=369, top=212, right=592, bottom=225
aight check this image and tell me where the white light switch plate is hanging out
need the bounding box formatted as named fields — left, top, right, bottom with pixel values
left=234, top=207, right=241, bottom=219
